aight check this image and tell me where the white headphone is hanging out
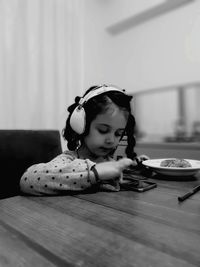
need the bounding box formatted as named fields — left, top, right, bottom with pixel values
left=70, top=85, right=126, bottom=134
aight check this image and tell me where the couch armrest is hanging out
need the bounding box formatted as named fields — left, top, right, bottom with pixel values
left=0, top=130, right=62, bottom=198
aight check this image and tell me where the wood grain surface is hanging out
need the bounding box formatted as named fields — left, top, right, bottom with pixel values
left=0, top=172, right=200, bottom=267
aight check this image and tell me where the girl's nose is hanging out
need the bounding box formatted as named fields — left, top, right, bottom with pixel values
left=105, top=134, right=115, bottom=144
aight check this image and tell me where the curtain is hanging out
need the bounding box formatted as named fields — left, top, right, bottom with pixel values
left=0, top=0, right=84, bottom=132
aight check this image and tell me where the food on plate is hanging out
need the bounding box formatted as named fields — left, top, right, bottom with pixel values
left=160, top=158, right=192, bottom=168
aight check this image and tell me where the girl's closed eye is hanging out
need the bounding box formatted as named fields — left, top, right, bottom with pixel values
left=98, top=129, right=109, bottom=134
left=98, top=126, right=124, bottom=137
left=97, top=126, right=109, bottom=134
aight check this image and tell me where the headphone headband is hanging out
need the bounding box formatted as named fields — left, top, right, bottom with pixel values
left=78, top=85, right=126, bottom=106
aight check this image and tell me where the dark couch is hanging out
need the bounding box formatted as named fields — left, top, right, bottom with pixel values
left=0, top=130, right=62, bottom=198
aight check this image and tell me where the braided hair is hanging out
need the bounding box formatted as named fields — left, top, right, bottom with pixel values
left=62, top=85, right=137, bottom=159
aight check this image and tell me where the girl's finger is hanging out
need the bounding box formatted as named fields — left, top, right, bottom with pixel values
left=137, top=154, right=150, bottom=161
left=117, top=158, right=135, bottom=170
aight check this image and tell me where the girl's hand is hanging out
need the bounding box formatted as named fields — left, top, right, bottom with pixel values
left=136, top=154, right=150, bottom=162
left=95, top=158, right=135, bottom=181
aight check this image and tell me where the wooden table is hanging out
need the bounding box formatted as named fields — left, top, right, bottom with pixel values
left=0, top=173, right=200, bottom=267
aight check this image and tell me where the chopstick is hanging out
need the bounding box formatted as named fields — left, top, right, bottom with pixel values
left=178, top=184, right=200, bottom=202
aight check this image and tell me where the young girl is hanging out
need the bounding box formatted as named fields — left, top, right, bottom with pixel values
left=20, top=84, right=145, bottom=195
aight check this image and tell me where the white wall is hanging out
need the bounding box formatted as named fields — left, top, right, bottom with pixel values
left=82, top=0, right=200, bottom=94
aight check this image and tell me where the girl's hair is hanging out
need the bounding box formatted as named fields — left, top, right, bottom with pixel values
left=62, top=85, right=137, bottom=159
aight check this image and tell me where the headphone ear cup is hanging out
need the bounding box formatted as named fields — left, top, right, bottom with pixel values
left=70, top=106, right=86, bottom=135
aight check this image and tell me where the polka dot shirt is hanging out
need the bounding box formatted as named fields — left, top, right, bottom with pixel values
left=20, top=151, right=97, bottom=196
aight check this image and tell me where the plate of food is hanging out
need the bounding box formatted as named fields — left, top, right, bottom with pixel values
left=142, top=158, right=200, bottom=176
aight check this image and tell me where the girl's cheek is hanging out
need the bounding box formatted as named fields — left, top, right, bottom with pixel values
left=115, top=137, right=120, bottom=142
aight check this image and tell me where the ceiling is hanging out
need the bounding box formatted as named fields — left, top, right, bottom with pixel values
left=106, top=0, right=195, bottom=35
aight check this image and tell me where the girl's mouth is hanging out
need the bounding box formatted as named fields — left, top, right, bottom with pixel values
left=99, top=147, right=114, bottom=153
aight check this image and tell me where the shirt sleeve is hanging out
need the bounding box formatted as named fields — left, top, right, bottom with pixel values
left=20, top=153, right=97, bottom=195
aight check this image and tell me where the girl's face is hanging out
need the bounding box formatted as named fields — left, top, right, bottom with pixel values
left=83, top=104, right=128, bottom=158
